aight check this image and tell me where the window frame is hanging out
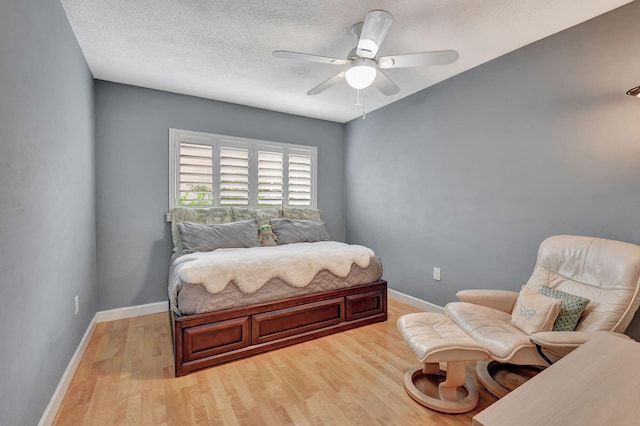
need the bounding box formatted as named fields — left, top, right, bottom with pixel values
left=169, top=128, right=317, bottom=210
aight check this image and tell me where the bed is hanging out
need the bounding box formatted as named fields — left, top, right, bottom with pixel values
left=168, top=207, right=387, bottom=377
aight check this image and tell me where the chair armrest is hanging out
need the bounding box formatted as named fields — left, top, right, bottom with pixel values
left=455, top=289, right=519, bottom=313
left=530, top=330, right=631, bottom=358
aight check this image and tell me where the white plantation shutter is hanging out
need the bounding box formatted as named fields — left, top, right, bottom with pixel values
left=179, top=143, right=213, bottom=206
left=170, top=129, right=316, bottom=209
left=258, top=150, right=283, bottom=207
left=288, top=152, right=312, bottom=206
left=219, top=147, right=249, bottom=206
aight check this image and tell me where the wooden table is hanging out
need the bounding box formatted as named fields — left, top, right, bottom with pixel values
left=472, top=332, right=640, bottom=426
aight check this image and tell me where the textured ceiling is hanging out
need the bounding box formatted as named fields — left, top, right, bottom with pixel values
left=60, top=0, right=632, bottom=123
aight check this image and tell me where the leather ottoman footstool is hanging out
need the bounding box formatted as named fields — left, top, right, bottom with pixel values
left=397, top=312, right=490, bottom=413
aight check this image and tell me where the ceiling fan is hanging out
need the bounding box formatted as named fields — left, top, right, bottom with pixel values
left=273, top=10, right=459, bottom=96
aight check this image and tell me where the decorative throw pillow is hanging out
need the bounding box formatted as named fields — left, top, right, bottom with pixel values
left=177, top=219, right=259, bottom=253
left=538, top=286, right=590, bottom=331
left=511, top=286, right=562, bottom=334
left=270, top=218, right=330, bottom=245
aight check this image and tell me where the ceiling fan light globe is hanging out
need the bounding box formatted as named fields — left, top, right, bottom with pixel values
left=345, top=59, right=377, bottom=90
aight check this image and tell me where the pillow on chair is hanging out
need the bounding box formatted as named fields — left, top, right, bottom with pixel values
left=538, top=286, right=590, bottom=331
left=511, top=286, right=562, bottom=334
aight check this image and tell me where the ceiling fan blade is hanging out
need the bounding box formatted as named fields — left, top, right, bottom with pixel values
left=272, top=50, right=350, bottom=65
left=356, top=10, right=393, bottom=59
left=307, top=71, right=346, bottom=95
left=373, top=69, right=400, bottom=96
left=378, top=50, right=459, bottom=69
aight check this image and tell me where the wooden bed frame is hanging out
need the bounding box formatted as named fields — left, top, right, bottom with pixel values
left=171, top=280, right=387, bottom=376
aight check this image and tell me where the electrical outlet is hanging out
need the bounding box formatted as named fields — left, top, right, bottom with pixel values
left=74, top=295, right=79, bottom=315
left=433, top=267, right=441, bottom=281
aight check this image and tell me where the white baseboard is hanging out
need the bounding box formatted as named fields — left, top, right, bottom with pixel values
left=388, top=288, right=445, bottom=313
left=39, top=301, right=169, bottom=426
left=94, top=301, right=168, bottom=323
left=38, top=314, right=97, bottom=426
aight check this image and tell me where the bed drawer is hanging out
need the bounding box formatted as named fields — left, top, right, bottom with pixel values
left=183, top=316, right=250, bottom=362
left=346, top=290, right=385, bottom=321
left=173, top=281, right=388, bottom=376
left=252, top=298, right=345, bottom=344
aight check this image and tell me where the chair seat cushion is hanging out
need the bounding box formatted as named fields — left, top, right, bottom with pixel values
left=446, top=302, right=534, bottom=361
left=397, top=312, right=489, bottom=363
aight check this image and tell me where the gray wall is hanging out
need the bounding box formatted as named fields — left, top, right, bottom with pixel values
left=0, top=0, right=96, bottom=425
left=95, top=82, right=345, bottom=310
left=2, top=3, right=639, bottom=423
left=345, top=2, right=640, bottom=338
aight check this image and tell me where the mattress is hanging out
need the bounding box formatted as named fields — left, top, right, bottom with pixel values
left=169, top=245, right=383, bottom=316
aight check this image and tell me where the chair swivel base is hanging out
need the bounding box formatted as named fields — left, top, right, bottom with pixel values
left=476, top=360, right=544, bottom=399
left=404, top=361, right=479, bottom=414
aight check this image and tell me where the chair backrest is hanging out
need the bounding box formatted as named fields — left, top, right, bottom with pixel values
left=525, top=235, right=640, bottom=333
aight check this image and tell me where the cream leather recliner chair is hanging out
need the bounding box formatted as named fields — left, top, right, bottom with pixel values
left=445, top=235, right=640, bottom=397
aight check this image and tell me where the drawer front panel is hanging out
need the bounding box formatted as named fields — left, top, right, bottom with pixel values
left=253, top=298, right=345, bottom=344
left=183, top=316, right=250, bottom=361
left=346, top=290, right=384, bottom=321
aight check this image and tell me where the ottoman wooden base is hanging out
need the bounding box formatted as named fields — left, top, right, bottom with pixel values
left=404, top=362, right=480, bottom=414
left=397, top=312, right=490, bottom=414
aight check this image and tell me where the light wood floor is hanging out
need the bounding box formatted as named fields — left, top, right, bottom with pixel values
left=53, top=299, right=500, bottom=425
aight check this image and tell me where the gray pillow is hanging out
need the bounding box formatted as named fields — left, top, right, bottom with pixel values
left=177, top=219, right=259, bottom=253
left=270, top=218, right=330, bottom=245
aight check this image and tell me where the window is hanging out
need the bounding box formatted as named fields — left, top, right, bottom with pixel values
left=169, top=129, right=317, bottom=210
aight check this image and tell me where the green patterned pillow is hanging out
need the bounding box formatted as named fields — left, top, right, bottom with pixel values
left=538, top=286, right=590, bottom=331
left=281, top=208, right=322, bottom=220
left=230, top=207, right=281, bottom=226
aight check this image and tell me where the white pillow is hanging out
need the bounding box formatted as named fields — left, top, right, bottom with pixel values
left=511, top=286, right=562, bottom=334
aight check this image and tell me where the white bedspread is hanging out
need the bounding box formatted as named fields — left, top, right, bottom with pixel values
left=178, top=241, right=374, bottom=294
